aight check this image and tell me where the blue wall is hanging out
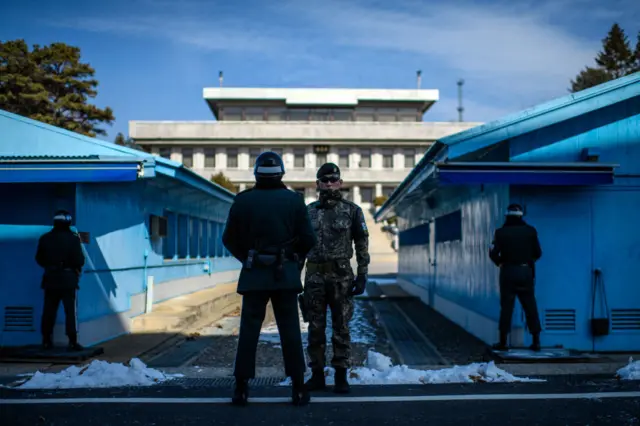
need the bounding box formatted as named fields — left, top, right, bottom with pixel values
left=0, top=178, right=239, bottom=346
left=396, top=96, right=640, bottom=351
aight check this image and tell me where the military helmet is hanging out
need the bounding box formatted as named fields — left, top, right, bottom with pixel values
left=254, top=151, right=285, bottom=180
left=505, top=203, right=524, bottom=216
left=53, top=209, right=72, bottom=225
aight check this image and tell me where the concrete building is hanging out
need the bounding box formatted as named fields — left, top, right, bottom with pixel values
left=375, top=73, right=640, bottom=352
left=0, top=109, right=240, bottom=348
left=129, top=87, right=480, bottom=208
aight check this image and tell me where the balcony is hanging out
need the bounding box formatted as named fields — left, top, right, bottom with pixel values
left=129, top=120, right=481, bottom=143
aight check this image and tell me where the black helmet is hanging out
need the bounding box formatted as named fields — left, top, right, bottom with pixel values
left=53, top=209, right=72, bottom=226
left=505, top=203, right=524, bottom=216
left=254, top=151, right=285, bottom=181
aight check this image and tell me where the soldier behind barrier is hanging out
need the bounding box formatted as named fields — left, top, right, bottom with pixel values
left=489, top=203, right=543, bottom=352
left=222, top=151, right=316, bottom=407
left=302, top=162, right=370, bottom=394
left=35, top=210, right=85, bottom=351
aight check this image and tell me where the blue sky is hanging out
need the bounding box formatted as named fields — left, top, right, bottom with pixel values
left=2, top=0, right=639, bottom=142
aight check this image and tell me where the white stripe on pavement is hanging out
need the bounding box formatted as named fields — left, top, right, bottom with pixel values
left=2, top=391, right=640, bottom=404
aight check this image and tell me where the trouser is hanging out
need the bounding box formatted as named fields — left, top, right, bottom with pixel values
left=233, top=290, right=305, bottom=380
left=304, top=272, right=354, bottom=369
left=41, top=288, right=78, bottom=344
left=498, top=264, right=542, bottom=335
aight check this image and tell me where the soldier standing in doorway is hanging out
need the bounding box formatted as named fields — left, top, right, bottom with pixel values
left=489, top=203, right=543, bottom=351
left=36, top=210, right=85, bottom=351
left=222, top=151, right=317, bottom=406
left=303, top=162, right=370, bottom=393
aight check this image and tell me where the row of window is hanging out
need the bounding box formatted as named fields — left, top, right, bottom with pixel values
left=159, top=211, right=230, bottom=260
left=218, top=106, right=422, bottom=122
left=156, top=147, right=417, bottom=169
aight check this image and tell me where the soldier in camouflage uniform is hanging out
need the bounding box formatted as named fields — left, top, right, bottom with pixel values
left=303, top=162, right=370, bottom=394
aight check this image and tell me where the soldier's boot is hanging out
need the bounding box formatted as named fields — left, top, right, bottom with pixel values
left=491, top=332, right=508, bottom=351
left=231, top=378, right=249, bottom=406
left=305, top=368, right=326, bottom=391
left=291, top=376, right=310, bottom=406
left=529, top=333, right=541, bottom=352
left=67, top=334, right=84, bottom=352
left=42, top=336, right=53, bottom=350
left=333, top=367, right=351, bottom=394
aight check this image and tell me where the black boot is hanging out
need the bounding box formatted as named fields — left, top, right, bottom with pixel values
left=291, top=376, right=310, bottom=406
left=232, top=378, right=249, bottom=406
left=42, top=337, right=53, bottom=350
left=304, top=368, right=326, bottom=391
left=492, top=332, right=508, bottom=351
left=67, top=335, right=84, bottom=352
left=333, top=367, right=351, bottom=394
left=530, top=333, right=541, bottom=352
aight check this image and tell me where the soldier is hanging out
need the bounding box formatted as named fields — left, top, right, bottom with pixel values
left=222, top=151, right=316, bottom=407
left=489, top=203, right=542, bottom=352
left=303, top=163, right=370, bottom=394
left=35, top=210, right=85, bottom=351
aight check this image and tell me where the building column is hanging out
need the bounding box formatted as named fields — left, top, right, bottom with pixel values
left=375, top=183, right=382, bottom=197
left=170, top=147, right=182, bottom=163
left=352, top=185, right=361, bottom=205
left=194, top=147, right=205, bottom=169
left=239, top=183, right=247, bottom=191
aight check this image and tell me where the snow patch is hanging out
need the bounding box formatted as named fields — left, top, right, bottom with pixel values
left=14, top=358, right=183, bottom=389
left=279, top=350, right=544, bottom=386
left=616, top=358, right=640, bottom=380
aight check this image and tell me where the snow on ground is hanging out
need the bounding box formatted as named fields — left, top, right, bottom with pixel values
left=13, top=358, right=184, bottom=389
left=259, top=301, right=377, bottom=347
left=279, top=350, right=544, bottom=386
left=616, top=358, right=640, bottom=380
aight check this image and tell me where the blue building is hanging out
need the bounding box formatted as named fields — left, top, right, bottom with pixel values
left=0, top=110, right=240, bottom=348
left=375, top=73, right=640, bottom=352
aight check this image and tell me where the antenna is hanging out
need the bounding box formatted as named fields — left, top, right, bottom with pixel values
left=416, top=70, right=422, bottom=89
left=219, top=71, right=224, bottom=87
left=457, top=79, right=464, bottom=122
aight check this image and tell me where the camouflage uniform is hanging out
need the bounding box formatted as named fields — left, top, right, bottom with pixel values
left=304, top=193, right=370, bottom=369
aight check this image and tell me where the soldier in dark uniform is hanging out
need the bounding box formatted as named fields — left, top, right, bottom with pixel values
left=222, top=151, right=316, bottom=406
left=35, top=210, right=85, bottom=351
left=303, top=163, right=370, bottom=394
left=489, top=203, right=542, bottom=351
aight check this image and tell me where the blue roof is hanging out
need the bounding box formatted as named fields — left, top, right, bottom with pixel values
left=375, top=72, right=640, bottom=221
left=0, top=109, right=234, bottom=201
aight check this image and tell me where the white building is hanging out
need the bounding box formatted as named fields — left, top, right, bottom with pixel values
left=129, top=87, right=481, bottom=208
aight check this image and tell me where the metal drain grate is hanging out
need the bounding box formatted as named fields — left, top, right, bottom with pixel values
left=160, top=377, right=286, bottom=387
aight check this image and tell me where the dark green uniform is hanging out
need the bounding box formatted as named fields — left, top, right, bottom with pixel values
left=304, top=193, right=370, bottom=370
left=222, top=179, right=316, bottom=380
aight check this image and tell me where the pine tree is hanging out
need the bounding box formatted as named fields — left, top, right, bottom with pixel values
left=570, top=24, right=640, bottom=92
left=0, top=39, right=114, bottom=137
left=210, top=172, right=238, bottom=193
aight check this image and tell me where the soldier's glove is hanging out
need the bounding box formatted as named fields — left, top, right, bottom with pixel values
left=350, top=274, right=367, bottom=296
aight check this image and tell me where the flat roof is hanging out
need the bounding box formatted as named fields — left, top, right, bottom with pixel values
left=203, top=87, right=439, bottom=117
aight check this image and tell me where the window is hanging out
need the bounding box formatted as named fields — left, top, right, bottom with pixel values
left=360, top=149, right=371, bottom=168
left=189, top=217, right=199, bottom=258
left=159, top=147, right=171, bottom=159
left=163, top=211, right=177, bottom=260
left=227, top=148, right=238, bottom=168
left=377, top=108, right=397, bottom=122
left=332, top=109, right=353, bottom=121
left=182, top=148, right=193, bottom=168
left=360, top=187, right=374, bottom=204
left=266, top=108, right=287, bottom=121
left=356, top=107, right=375, bottom=122
left=338, top=148, right=349, bottom=168
left=293, top=148, right=305, bottom=168
left=289, top=109, right=309, bottom=121
left=244, top=107, right=264, bottom=121
left=221, top=107, right=243, bottom=121
left=398, top=108, right=420, bottom=122
left=382, top=186, right=396, bottom=197
left=316, top=153, right=327, bottom=166
left=310, top=109, right=330, bottom=121
left=270, top=147, right=283, bottom=157
left=404, top=148, right=416, bottom=168
left=177, top=214, right=189, bottom=259
left=204, top=148, right=216, bottom=168
left=382, top=148, right=394, bottom=168
left=435, top=210, right=462, bottom=243
left=249, top=148, right=261, bottom=166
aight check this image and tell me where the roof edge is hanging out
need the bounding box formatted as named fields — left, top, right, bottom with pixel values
left=154, top=156, right=235, bottom=201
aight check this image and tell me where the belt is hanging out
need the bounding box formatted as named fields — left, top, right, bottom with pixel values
left=306, top=260, right=346, bottom=274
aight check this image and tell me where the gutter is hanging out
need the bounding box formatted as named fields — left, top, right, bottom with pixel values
left=374, top=141, right=448, bottom=222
